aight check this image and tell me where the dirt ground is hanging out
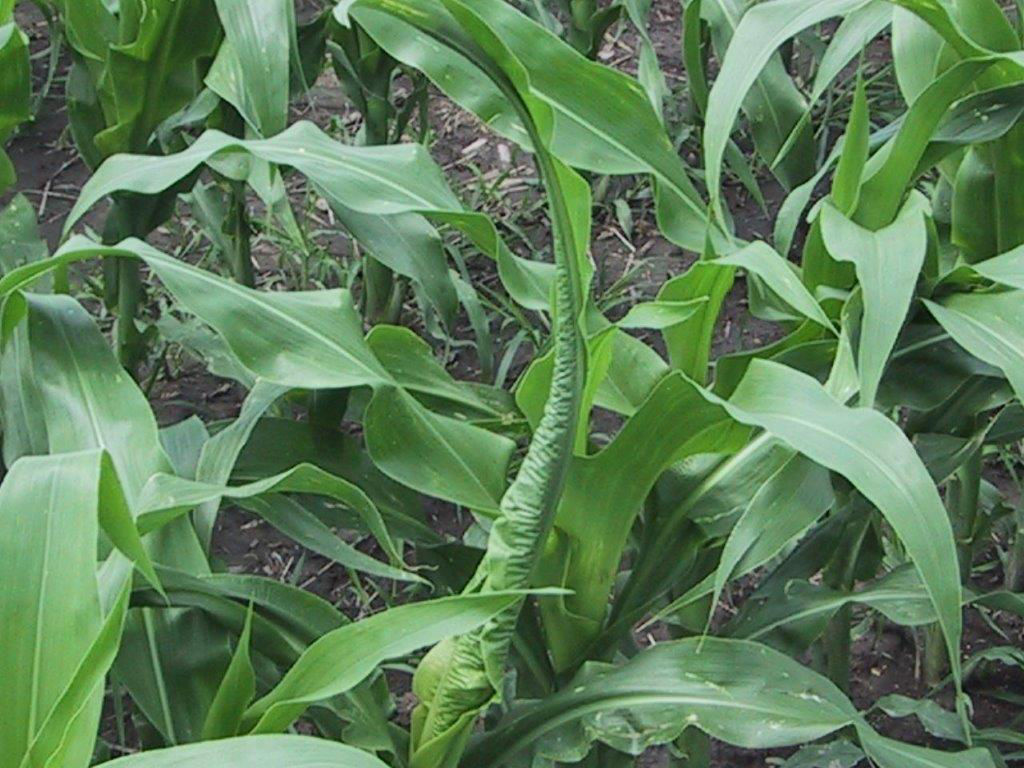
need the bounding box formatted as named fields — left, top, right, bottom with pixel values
left=5, top=3, right=1024, bottom=767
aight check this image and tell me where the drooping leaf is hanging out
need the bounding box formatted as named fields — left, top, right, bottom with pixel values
left=242, top=592, right=526, bottom=733
left=341, top=0, right=719, bottom=252
left=717, top=242, right=835, bottom=332
left=364, top=386, right=516, bottom=512
left=136, top=463, right=416, bottom=582
left=703, top=0, right=869, bottom=210
left=706, top=456, right=834, bottom=629
left=712, top=360, right=963, bottom=685
left=700, top=0, right=819, bottom=190
left=63, top=122, right=553, bottom=309
left=192, top=380, right=288, bottom=550
left=925, top=290, right=1024, bottom=402
left=466, top=638, right=990, bottom=768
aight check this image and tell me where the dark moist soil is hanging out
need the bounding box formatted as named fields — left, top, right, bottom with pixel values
left=7, top=3, right=1024, bottom=767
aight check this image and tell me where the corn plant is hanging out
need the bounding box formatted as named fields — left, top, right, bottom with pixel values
left=697, top=0, right=1024, bottom=702
left=0, top=0, right=30, bottom=194
left=4, top=0, right=1024, bottom=766
left=50, top=0, right=318, bottom=366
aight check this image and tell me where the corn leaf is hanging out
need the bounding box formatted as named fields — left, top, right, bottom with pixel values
left=466, top=638, right=991, bottom=767
left=713, top=360, right=964, bottom=686
left=241, top=592, right=526, bottom=733
left=63, top=121, right=553, bottom=309
left=137, top=463, right=416, bottom=581
left=703, top=0, right=869, bottom=210
left=821, top=194, right=929, bottom=406
left=208, top=0, right=292, bottom=137
left=94, top=735, right=389, bottom=768
left=1, top=451, right=135, bottom=768
left=925, top=291, right=1024, bottom=402
left=201, top=607, right=256, bottom=740
left=717, top=242, right=835, bottom=332
left=342, top=0, right=717, bottom=252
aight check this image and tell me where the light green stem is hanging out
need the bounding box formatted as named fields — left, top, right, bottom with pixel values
left=410, top=101, right=586, bottom=765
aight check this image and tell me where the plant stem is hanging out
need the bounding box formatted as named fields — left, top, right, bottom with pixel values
left=923, top=622, right=948, bottom=687
left=363, top=253, right=401, bottom=325
left=951, top=447, right=982, bottom=583
left=821, top=507, right=870, bottom=693
left=409, top=81, right=585, bottom=766
left=227, top=180, right=255, bottom=287
left=824, top=603, right=853, bottom=693
left=1006, top=510, right=1024, bottom=592
left=117, top=259, right=146, bottom=372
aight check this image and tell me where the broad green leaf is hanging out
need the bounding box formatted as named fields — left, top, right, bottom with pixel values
left=703, top=0, right=869, bottom=210
left=136, top=463, right=414, bottom=581
left=209, top=0, right=292, bottom=137
left=821, top=194, right=929, bottom=406
left=0, top=292, right=228, bottom=743
left=707, top=456, right=834, bottom=629
left=342, top=0, right=718, bottom=252
left=0, top=20, right=30, bottom=193
left=147, top=566, right=345, bottom=647
left=714, top=321, right=829, bottom=398
left=682, top=0, right=709, bottom=115
left=541, top=372, right=749, bottom=670
left=860, top=730, right=993, bottom=768
left=700, top=0, right=818, bottom=190
left=160, top=416, right=210, bottom=481
left=366, top=325, right=509, bottom=416
left=892, top=6, right=945, bottom=104
left=810, top=3, right=891, bottom=111
left=144, top=266, right=391, bottom=390
left=877, top=694, right=965, bottom=742
left=336, top=208, right=460, bottom=329
left=715, top=360, right=963, bottom=685
left=94, top=735, right=389, bottom=768
left=831, top=71, right=871, bottom=215
left=515, top=323, right=670, bottom=426
left=231, top=417, right=436, bottom=544
left=364, top=386, right=515, bottom=512
left=925, top=291, right=1024, bottom=402
left=242, top=592, right=524, bottom=733
left=193, top=380, right=288, bottom=550
left=658, top=260, right=736, bottom=382
left=20, top=587, right=130, bottom=768
left=466, top=638, right=989, bottom=767
left=971, top=243, right=1024, bottom=289
left=727, top=567, right=939, bottom=645
left=856, top=58, right=996, bottom=229
left=0, top=195, right=48, bottom=275
left=717, top=242, right=835, bottom=332
left=88, top=0, right=223, bottom=159
left=2, top=239, right=519, bottom=513
left=954, top=0, right=1018, bottom=53
left=1, top=452, right=130, bottom=768
left=649, top=444, right=830, bottom=622
left=616, top=298, right=708, bottom=330
left=621, top=434, right=790, bottom=618
left=2, top=293, right=175, bottom=507
left=63, top=121, right=552, bottom=309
